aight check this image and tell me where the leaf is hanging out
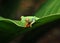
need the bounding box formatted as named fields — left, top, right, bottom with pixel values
left=0, top=17, right=23, bottom=27
left=33, top=0, right=60, bottom=27
left=0, top=17, right=26, bottom=43
left=35, top=0, right=60, bottom=17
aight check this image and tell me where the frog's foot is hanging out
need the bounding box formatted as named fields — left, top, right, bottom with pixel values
left=25, top=24, right=30, bottom=28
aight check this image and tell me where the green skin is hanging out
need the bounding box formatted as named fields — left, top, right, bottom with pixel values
left=20, top=16, right=39, bottom=27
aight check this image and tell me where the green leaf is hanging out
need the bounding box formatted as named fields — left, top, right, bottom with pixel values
left=33, top=0, right=60, bottom=27
left=35, top=0, right=60, bottom=18
left=0, top=17, right=26, bottom=43
left=0, top=17, right=23, bottom=27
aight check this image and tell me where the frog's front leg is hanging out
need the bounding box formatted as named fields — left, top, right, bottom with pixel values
left=30, top=21, right=35, bottom=27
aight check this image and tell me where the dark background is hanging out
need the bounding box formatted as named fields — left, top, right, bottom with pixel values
left=0, top=0, right=45, bottom=20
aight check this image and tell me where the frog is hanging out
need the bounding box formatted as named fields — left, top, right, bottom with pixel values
left=20, top=16, right=39, bottom=27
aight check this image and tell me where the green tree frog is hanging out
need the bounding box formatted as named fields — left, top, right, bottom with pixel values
left=20, top=16, right=39, bottom=27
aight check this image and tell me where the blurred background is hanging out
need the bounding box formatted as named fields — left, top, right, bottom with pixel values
left=0, top=0, right=45, bottom=20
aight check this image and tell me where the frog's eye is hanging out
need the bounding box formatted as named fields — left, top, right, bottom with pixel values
left=20, top=16, right=23, bottom=19
left=21, top=16, right=24, bottom=18
left=19, top=16, right=23, bottom=20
